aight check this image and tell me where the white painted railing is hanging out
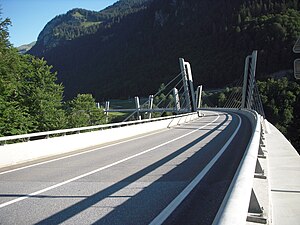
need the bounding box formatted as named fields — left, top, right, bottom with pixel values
left=0, top=112, right=197, bottom=145
left=213, top=109, right=261, bottom=225
left=0, top=112, right=199, bottom=168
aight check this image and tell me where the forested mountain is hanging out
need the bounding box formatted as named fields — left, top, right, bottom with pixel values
left=29, top=0, right=300, bottom=101
left=31, top=0, right=152, bottom=54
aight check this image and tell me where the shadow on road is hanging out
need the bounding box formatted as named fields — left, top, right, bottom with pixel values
left=33, top=113, right=246, bottom=225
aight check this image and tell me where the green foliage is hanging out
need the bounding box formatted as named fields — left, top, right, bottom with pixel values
left=257, top=77, right=300, bottom=153
left=51, top=9, right=102, bottom=42
left=0, top=12, right=106, bottom=137
left=238, top=9, right=300, bottom=44
left=218, top=92, right=227, bottom=106
left=0, top=15, right=11, bottom=50
left=66, top=94, right=105, bottom=128
left=202, top=87, right=242, bottom=108
left=0, top=44, right=67, bottom=135
left=21, top=55, right=67, bottom=131
left=203, top=77, right=300, bottom=153
left=0, top=12, right=67, bottom=136
left=108, top=111, right=129, bottom=123
left=154, top=83, right=168, bottom=107
left=151, top=83, right=175, bottom=117
left=257, top=77, right=300, bottom=136
left=0, top=95, right=32, bottom=136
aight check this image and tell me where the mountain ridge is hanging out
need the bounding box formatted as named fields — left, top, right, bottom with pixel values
left=17, top=41, right=36, bottom=54
left=31, top=0, right=153, bottom=54
left=29, top=0, right=300, bottom=100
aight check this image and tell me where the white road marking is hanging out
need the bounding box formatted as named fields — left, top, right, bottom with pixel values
left=0, top=113, right=221, bottom=209
left=0, top=114, right=206, bottom=175
left=149, top=113, right=242, bottom=225
left=0, top=129, right=167, bottom=176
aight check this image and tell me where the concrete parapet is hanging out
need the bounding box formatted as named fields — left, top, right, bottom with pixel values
left=266, top=121, right=300, bottom=225
left=0, top=113, right=199, bottom=169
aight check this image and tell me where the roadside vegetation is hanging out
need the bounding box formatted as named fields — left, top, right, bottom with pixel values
left=0, top=13, right=105, bottom=136
left=202, top=76, right=300, bottom=154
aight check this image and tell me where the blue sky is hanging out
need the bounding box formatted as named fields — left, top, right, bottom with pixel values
left=1, top=0, right=119, bottom=47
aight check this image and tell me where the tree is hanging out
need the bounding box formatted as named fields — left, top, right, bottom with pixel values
left=0, top=14, right=11, bottom=50
left=20, top=55, right=67, bottom=132
left=0, top=11, right=67, bottom=135
left=0, top=50, right=67, bottom=134
left=257, top=77, right=300, bottom=153
left=218, top=92, right=227, bottom=107
left=67, top=94, right=105, bottom=128
left=0, top=13, right=33, bottom=135
left=0, top=48, right=32, bottom=135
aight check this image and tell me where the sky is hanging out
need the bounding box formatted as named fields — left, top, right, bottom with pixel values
left=1, top=0, right=119, bottom=47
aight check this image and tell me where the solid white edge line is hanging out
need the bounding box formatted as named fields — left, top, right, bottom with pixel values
left=149, top=113, right=242, bottom=225
left=0, top=114, right=205, bottom=175
left=0, top=112, right=221, bottom=209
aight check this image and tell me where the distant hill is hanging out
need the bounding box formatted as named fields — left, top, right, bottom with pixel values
left=30, top=0, right=152, bottom=54
left=17, top=41, right=36, bottom=54
left=29, top=0, right=300, bottom=100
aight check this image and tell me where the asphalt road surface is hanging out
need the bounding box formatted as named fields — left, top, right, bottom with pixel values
left=0, top=110, right=252, bottom=225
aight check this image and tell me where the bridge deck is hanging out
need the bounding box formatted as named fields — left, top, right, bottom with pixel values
left=0, top=110, right=252, bottom=224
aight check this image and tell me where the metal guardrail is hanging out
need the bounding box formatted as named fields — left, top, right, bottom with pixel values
left=105, top=108, right=190, bottom=113
left=212, top=109, right=261, bottom=225
left=0, top=112, right=197, bottom=144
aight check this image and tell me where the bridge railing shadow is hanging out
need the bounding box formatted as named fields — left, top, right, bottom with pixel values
left=21, top=112, right=250, bottom=225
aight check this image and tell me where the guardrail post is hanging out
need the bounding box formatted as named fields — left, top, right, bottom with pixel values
left=196, top=85, right=203, bottom=116
left=247, top=189, right=266, bottom=224
left=258, top=128, right=267, bottom=159
left=148, top=95, right=154, bottom=119
left=173, top=88, right=180, bottom=114
left=105, top=101, right=110, bottom=123
left=254, top=159, right=266, bottom=179
left=135, top=96, right=142, bottom=120
left=196, top=85, right=202, bottom=109
left=258, top=146, right=266, bottom=159
left=247, top=121, right=268, bottom=224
